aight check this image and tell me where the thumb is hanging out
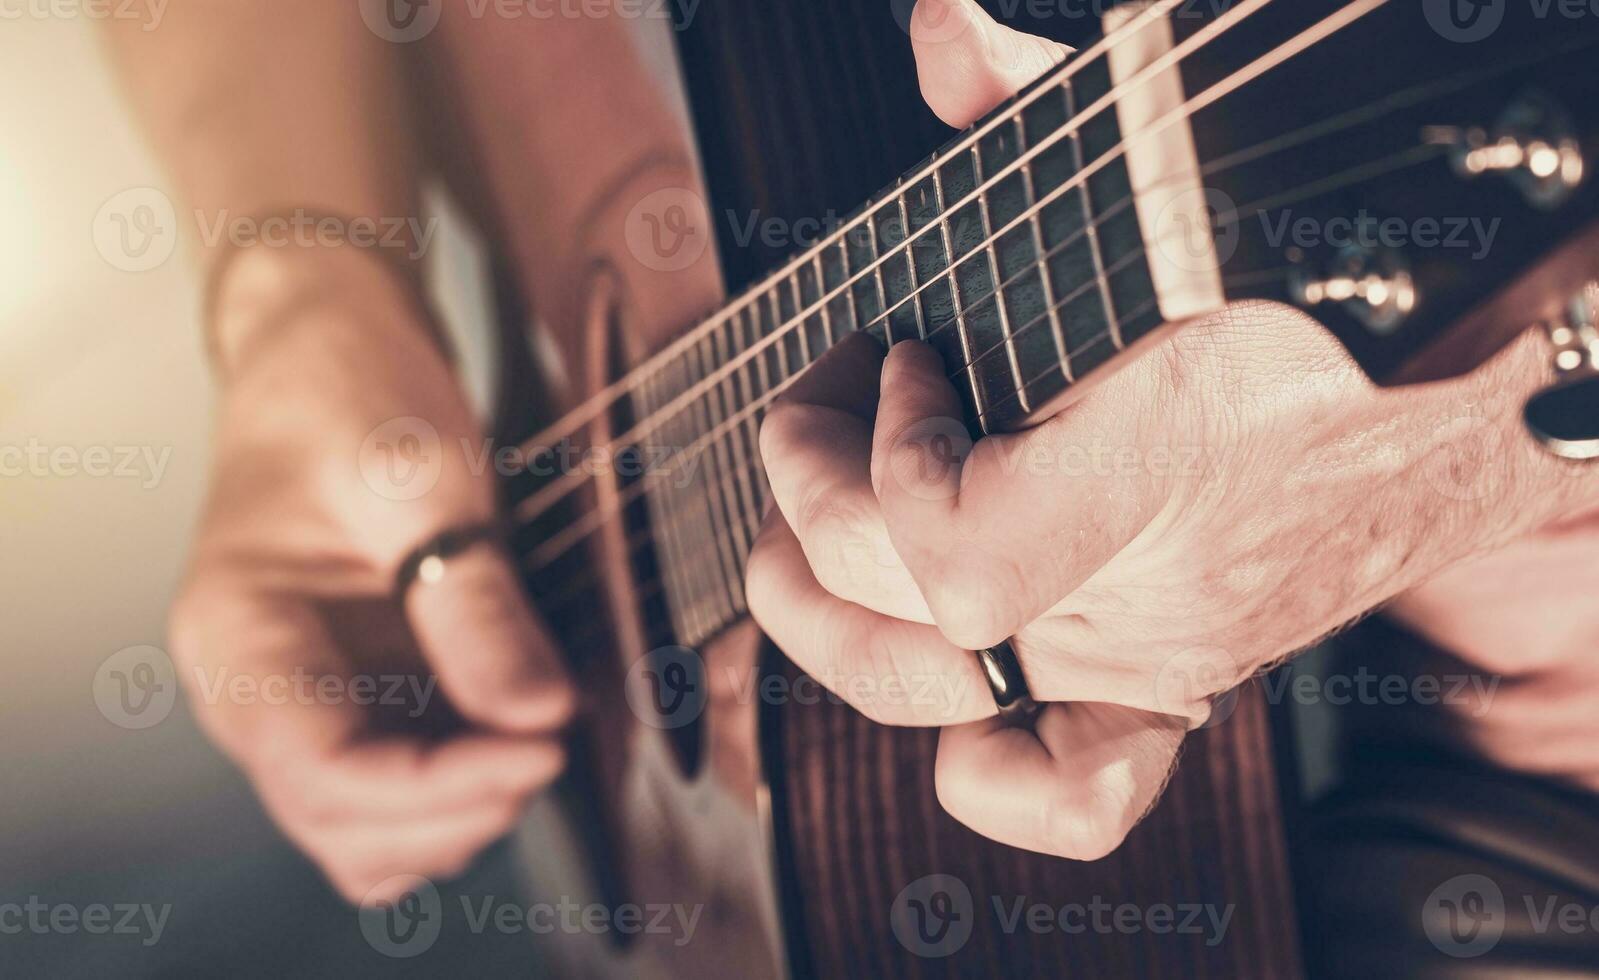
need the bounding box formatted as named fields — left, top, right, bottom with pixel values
left=907, top=0, right=1072, bottom=128
left=404, top=537, right=577, bottom=736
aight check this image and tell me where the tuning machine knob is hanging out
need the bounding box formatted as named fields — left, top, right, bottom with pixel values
left=1525, top=282, right=1599, bottom=461
left=1289, top=243, right=1416, bottom=335
left=1424, top=95, right=1585, bottom=210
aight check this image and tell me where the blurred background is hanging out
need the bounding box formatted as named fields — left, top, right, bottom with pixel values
left=0, top=13, right=540, bottom=977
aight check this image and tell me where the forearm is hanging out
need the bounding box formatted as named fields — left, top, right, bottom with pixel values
left=100, top=2, right=426, bottom=362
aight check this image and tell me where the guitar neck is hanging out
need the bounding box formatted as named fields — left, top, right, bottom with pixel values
left=625, top=10, right=1208, bottom=646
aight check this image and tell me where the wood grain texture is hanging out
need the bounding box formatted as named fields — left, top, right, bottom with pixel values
left=771, top=658, right=1302, bottom=979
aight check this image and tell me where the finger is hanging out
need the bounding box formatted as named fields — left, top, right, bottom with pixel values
left=258, top=732, right=566, bottom=825
left=404, top=542, right=576, bottom=734
left=934, top=703, right=1186, bottom=859
left=774, top=329, right=885, bottom=418
left=746, top=515, right=1227, bottom=724
left=909, top=0, right=1072, bottom=128
left=760, top=401, right=931, bottom=622
left=171, top=582, right=567, bottom=821
left=314, top=801, right=528, bottom=903
left=759, top=332, right=931, bottom=619
left=744, top=510, right=991, bottom=726
left=872, top=341, right=1160, bottom=649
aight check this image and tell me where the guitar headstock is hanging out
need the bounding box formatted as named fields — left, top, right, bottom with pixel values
left=1159, top=0, right=1599, bottom=455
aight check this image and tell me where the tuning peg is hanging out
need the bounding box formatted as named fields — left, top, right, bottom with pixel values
left=1424, top=94, right=1585, bottom=210
left=1524, top=283, right=1599, bottom=461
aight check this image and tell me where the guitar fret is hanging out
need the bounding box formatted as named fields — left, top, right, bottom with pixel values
left=817, top=269, right=837, bottom=345
left=636, top=372, right=692, bottom=643
left=664, top=353, right=714, bottom=640
left=975, top=121, right=1030, bottom=417
left=709, top=323, right=760, bottom=563
left=736, top=307, right=773, bottom=511
left=933, top=171, right=978, bottom=406
left=684, top=340, right=740, bottom=624
left=1020, top=86, right=1071, bottom=386
left=758, top=288, right=785, bottom=389
left=900, top=194, right=927, bottom=340
left=1075, top=141, right=1123, bottom=356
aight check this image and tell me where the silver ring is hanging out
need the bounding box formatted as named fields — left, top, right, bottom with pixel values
left=393, top=520, right=507, bottom=599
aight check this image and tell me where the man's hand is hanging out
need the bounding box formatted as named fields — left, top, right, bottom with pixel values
left=746, top=0, right=1584, bottom=859
left=170, top=252, right=573, bottom=902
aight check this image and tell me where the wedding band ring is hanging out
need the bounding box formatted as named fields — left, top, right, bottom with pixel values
left=975, top=639, right=1040, bottom=727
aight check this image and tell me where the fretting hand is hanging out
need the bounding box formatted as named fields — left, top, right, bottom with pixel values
left=746, top=0, right=1595, bottom=858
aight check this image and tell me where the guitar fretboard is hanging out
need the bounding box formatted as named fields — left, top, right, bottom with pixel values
left=631, top=54, right=1164, bottom=647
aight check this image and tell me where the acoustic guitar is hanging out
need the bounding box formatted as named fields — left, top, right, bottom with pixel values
left=420, top=0, right=1599, bottom=975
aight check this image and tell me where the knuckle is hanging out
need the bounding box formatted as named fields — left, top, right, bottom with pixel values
left=1040, top=776, right=1140, bottom=862
left=922, top=553, right=1019, bottom=650
left=796, top=494, right=873, bottom=562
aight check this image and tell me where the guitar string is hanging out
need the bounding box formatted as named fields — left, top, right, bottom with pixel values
left=524, top=243, right=1150, bottom=572
left=524, top=128, right=1455, bottom=627
left=507, top=0, right=1193, bottom=456
left=521, top=37, right=1496, bottom=623
left=510, top=0, right=1392, bottom=533
left=520, top=11, right=1591, bottom=644
left=518, top=0, right=1411, bottom=642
